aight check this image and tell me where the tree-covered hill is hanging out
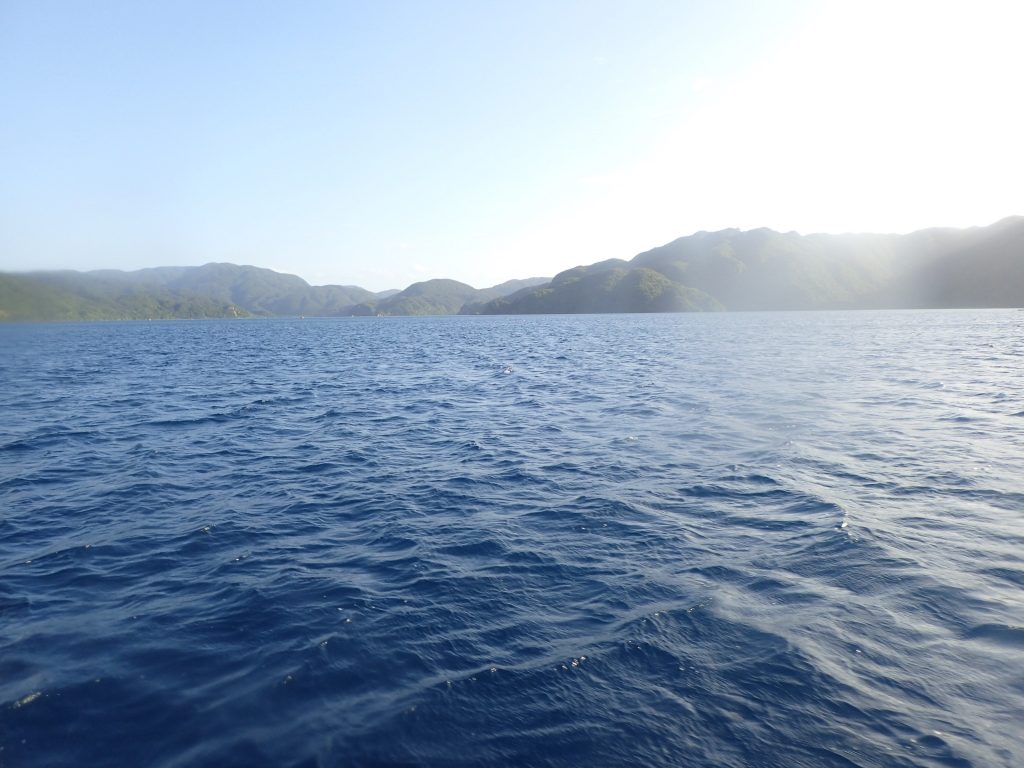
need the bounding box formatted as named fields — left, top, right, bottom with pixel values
left=353, top=276, right=550, bottom=316
left=0, top=264, right=550, bottom=320
left=883, top=216, right=1024, bottom=308
left=466, top=262, right=721, bottom=314
left=2, top=218, right=1020, bottom=320
left=117, top=263, right=378, bottom=316
left=0, top=264, right=384, bottom=321
left=467, top=217, right=1024, bottom=314
left=0, top=272, right=249, bottom=321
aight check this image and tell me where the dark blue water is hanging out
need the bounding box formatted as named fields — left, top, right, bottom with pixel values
left=2, top=311, right=1023, bottom=767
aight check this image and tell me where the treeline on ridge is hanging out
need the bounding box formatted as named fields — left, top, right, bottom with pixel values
left=1, top=217, right=1021, bottom=321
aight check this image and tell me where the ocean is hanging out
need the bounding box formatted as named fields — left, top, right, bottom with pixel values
left=1, top=310, right=1022, bottom=767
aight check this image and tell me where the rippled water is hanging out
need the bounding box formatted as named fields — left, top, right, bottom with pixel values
left=2, top=310, right=1023, bottom=767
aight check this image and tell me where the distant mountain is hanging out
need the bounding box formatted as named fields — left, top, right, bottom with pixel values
left=466, top=262, right=721, bottom=314
left=884, top=217, right=1024, bottom=308
left=349, top=276, right=551, bottom=316
left=0, top=271, right=249, bottom=321
left=467, top=217, right=1024, bottom=314
left=486, top=277, right=552, bottom=296
left=624, top=228, right=897, bottom=311
left=352, top=278, right=484, bottom=316
left=119, top=262, right=377, bottom=316
left=2, top=219, right=1020, bottom=321
left=0, top=263, right=550, bottom=321
left=0, top=263, right=376, bottom=321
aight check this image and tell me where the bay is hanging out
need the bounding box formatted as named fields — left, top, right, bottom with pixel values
left=1, top=310, right=1022, bottom=767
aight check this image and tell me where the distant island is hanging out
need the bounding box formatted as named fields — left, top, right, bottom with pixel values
left=2, top=217, right=1021, bottom=321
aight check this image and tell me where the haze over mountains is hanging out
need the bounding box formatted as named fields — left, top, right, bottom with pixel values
left=1, top=218, right=1021, bottom=321
left=0, top=264, right=550, bottom=321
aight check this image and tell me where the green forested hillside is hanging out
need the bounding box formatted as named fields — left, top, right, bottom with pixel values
left=353, top=276, right=550, bottom=316
left=3, top=218, right=1021, bottom=320
left=0, top=264, right=551, bottom=320
left=0, top=272, right=248, bottom=321
left=374, top=279, right=487, bottom=316
left=467, top=217, right=1024, bottom=314
left=123, top=263, right=377, bottom=315
left=0, top=264, right=377, bottom=321
left=468, top=263, right=721, bottom=314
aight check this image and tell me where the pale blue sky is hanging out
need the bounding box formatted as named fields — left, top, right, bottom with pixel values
left=2, top=1, right=1021, bottom=290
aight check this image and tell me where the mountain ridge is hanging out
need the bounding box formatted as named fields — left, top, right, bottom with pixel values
left=2, top=218, right=1021, bottom=320
left=0, top=264, right=551, bottom=321
left=467, top=216, right=1023, bottom=314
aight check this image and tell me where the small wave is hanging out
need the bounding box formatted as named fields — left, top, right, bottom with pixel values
left=980, top=566, right=1024, bottom=588
left=964, top=623, right=1024, bottom=648
left=147, top=412, right=238, bottom=428
left=4, top=311, right=1024, bottom=767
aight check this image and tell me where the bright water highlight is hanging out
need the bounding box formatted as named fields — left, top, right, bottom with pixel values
left=2, top=311, right=1023, bottom=767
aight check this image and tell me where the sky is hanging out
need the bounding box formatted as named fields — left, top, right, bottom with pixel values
left=1, top=1, right=1022, bottom=291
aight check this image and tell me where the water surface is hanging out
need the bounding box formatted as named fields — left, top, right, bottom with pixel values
left=2, top=311, right=1022, bottom=767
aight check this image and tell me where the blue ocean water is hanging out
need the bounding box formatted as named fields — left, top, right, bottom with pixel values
left=1, top=310, right=1023, bottom=767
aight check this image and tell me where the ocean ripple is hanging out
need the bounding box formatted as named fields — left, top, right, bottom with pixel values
left=1, top=310, right=1022, bottom=767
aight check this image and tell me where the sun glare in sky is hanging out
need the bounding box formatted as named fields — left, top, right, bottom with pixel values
left=1, top=0, right=1021, bottom=290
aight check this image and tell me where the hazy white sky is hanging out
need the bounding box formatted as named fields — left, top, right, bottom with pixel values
left=1, top=0, right=1021, bottom=290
